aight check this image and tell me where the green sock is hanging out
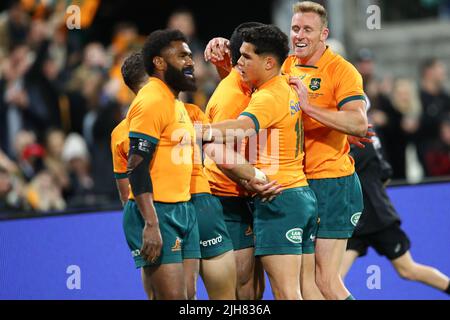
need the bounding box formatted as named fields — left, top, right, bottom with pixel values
left=345, top=294, right=355, bottom=300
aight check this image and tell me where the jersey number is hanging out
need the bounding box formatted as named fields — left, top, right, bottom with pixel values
left=295, top=118, right=304, bottom=158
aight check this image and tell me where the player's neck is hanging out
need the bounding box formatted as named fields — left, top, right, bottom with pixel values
left=153, top=73, right=180, bottom=97
left=298, top=42, right=327, bottom=66
left=133, top=80, right=149, bottom=95
left=254, top=69, right=280, bottom=89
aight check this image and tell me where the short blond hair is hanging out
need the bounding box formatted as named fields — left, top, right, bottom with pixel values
left=293, top=1, right=328, bottom=28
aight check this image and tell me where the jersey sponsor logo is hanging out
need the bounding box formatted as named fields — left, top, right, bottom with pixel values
left=131, top=249, right=141, bottom=257
left=137, top=139, right=151, bottom=153
left=171, top=237, right=182, bottom=251
left=351, top=212, right=362, bottom=227
left=200, top=234, right=223, bottom=247
left=171, top=129, right=193, bottom=164
left=290, top=100, right=301, bottom=115
left=309, top=78, right=321, bottom=91
left=178, top=109, right=188, bottom=123
left=291, top=70, right=307, bottom=81
left=286, top=228, right=303, bottom=244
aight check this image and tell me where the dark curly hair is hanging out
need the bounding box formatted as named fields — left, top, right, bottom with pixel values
left=241, top=25, right=289, bottom=66
left=229, top=22, right=265, bottom=66
left=142, top=29, right=187, bottom=76
left=121, top=52, right=147, bottom=93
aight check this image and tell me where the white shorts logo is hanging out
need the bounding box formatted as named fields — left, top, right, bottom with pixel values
left=131, top=249, right=141, bottom=257
left=200, top=234, right=223, bottom=247
left=286, top=228, right=303, bottom=244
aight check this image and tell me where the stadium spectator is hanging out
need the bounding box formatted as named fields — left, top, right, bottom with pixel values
left=425, top=113, right=450, bottom=176
left=0, top=0, right=30, bottom=61
left=0, top=167, right=24, bottom=212
left=0, top=151, right=27, bottom=213
left=12, top=130, right=46, bottom=182
left=167, top=8, right=219, bottom=108
left=0, top=43, right=33, bottom=158
left=65, top=42, right=109, bottom=136
left=379, top=78, right=421, bottom=180
left=43, top=128, right=70, bottom=195
left=106, top=22, right=144, bottom=110
left=25, top=170, right=66, bottom=212
left=418, top=58, right=450, bottom=176
left=61, top=133, right=94, bottom=208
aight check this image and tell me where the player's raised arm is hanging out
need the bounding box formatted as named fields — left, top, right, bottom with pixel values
left=204, top=37, right=232, bottom=79
left=204, top=37, right=230, bottom=63
left=290, top=76, right=368, bottom=137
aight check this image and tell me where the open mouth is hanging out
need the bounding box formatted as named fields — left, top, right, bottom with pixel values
left=183, top=69, right=194, bottom=79
left=295, top=43, right=307, bottom=49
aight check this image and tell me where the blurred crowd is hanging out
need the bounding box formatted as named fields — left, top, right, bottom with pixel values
left=0, top=1, right=219, bottom=214
left=0, top=0, right=449, bottom=215
left=355, top=49, right=450, bottom=181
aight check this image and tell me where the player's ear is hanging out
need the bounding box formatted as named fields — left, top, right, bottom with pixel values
left=153, top=56, right=166, bottom=71
left=265, top=56, right=275, bottom=71
left=320, top=27, right=329, bottom=42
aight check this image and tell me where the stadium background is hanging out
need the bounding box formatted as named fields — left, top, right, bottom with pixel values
left=0, top=0, right=449, bottom=299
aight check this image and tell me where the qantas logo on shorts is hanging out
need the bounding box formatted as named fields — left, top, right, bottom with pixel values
left=351, top=212, right=362, bottom=227
left=245, top=225, right=253, bottom=236
left=286, top=228, right=303, bottom=244
left=131, top=249, right=140, bottom=257
left=171, top=237, right=182, bottom=251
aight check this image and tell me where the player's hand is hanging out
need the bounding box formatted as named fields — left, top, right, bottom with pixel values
left=141, top=222, right=163, bottom=263
left=242, top=178, right=283, bottom=202
left=204, top=37, right=230, bottom=66
left=348, top=124, right=376, bottom=148
left=289, top=77, right=311, bottom=112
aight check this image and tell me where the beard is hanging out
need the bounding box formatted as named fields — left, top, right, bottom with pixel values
left=164, top=63, right=197, bottom=92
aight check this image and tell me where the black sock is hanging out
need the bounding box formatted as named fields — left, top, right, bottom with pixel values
left=445, top=281, right=450, bottom=295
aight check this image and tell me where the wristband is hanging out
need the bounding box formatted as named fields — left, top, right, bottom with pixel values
left=254, top=167, right=267, bottom=181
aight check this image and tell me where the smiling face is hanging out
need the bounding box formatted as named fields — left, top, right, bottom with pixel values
left=160, top=40, right=197, bottom=92
left=237, top=42, right=267, bottom=88
left=290, top=12, right=328, bottom=63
